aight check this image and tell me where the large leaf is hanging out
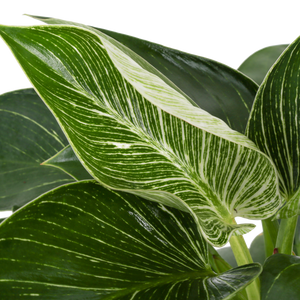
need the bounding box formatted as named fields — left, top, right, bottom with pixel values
left=260, top=254, right=300, bottom=299
left=0, top=24, right=281, bottom=247
left=0, top=88, right=74, bottom=211
left=0, top=181, right=262, bottom=299
left=238, top=45, right=288, bottom=85
left=32, top=15, right=259, bottom=134
left=246, top=36, right=300, bottom=218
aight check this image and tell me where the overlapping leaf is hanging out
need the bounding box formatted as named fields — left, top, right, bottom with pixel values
left=238, top=45, right=288, bottom=85
left=260, top=254, right=300, bottom=300
left=0, top=88, right=74, bottom=211
left=42, top=145, right=93, bottom=181
left=0, top=24, right=281, bottom=246
left=0, top=181, right=262, bottom=299
left=32, top=15, right=259, bottom=134
left=246, top=36, right=300, bottom=218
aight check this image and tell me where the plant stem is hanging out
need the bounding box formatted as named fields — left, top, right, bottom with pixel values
left=276, top=215, right=298, bottom=255
left=262, top=218, right=279, bottom=257
left=229, top=234, right=260, bottom=300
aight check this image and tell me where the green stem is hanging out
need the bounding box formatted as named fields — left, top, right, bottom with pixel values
left=276, top=215, right=298, bottom=255
left=230, top=234, right=260, bottom=300
left=262, top=218, right=279, bottom=257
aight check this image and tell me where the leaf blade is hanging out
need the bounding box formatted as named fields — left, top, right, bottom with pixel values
left=0, top=24, right=281, bottom=246
left=0, top=181, right=261, bottom=300
left=31, top=15, right=259, bottom=134
left=0, top=88, right=74, bottom=211
left=246, top=36, right=300, bottom=218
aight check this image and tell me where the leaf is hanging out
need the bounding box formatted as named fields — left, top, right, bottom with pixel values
left=0, top=181, right=262, bottom=299
left=217, top=247, right=237, bottom=268
left=246, top=36, right=300, bottom=218
left=260, top=254, right=300, bottom=300
left=249, top=233, right=265, bottom=265
left=0, top=88, right=74, bottom=211
left=42, top=145, right=93, bottom=181
left=238, top=45, right=288, bottom=85
left=0, top=24, right=281, bottom=246
left=31, top=15, right=259, bottom=134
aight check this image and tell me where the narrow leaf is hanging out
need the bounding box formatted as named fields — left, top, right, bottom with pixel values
left=0, top=25, right=281, bottom=246
left=246, top=36, right=300, bottom=218
left=0, top=181, right=261, bottom=300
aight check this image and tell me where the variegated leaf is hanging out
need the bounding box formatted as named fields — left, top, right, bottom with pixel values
left=31, top=15, right=259, bottom=134
left=0, top=25, right=281, bottom=246
left=0, top=181, right=262, bottom=300
left=246, top=36, right=300, bottom=218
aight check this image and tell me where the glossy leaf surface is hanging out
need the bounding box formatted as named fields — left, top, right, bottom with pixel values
left=238, top=45, right=288, bottom=85
left=0, top=25, right=281, bottom=246
left=42, top=145, right=93, bottom=181
left=260, top=254, right=300, bottom=300
left=246, top=36, right=300, bottom=218
left=0, top=181, right=261, bottom=299
left=32, top=15, right=259, bottom=134
left=0, top=88, right=74, bottom=211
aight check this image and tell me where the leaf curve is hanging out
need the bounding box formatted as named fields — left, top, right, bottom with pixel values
left=0, top=181, right=261, bottom=300
left=0, top=24, right=281, bottom=246
left=238, top=44, right=288, bottom=85
left=31, top=15, right=259, bottom=134
left=246, top=36, right=300, bottom=218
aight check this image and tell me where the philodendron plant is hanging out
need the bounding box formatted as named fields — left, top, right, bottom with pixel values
left=1, top=16, right=300, bottom=300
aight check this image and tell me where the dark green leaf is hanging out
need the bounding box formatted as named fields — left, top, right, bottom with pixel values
left=238, top=45, right=288, bottom=85
left=42, top=145, right=93, bottom=181
left=217, top=247, right=237, bottom=268
left=260, top=254, right=300, bottom=300
left=249, top=233, right=265, bottom=265
left=0, top=88, right=74, bottom=211
left=0, top=181, right=261, bottom=299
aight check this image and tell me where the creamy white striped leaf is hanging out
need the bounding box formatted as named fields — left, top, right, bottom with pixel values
left=0, top=181, right=262, bottom=299
left=246, top=36, right=300, bottom=218
left=0, top=25, right=281, bottom=246
left=32, top=15, right=259, bottom=134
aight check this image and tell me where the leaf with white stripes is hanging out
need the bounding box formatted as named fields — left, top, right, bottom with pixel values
left=246, top=36, right=300, bottom=218
left=32, top=15, right=259, bottom=134
left=0, top=88, right=74, bottom=211
left=0, top=181, right=262, bottom=299
left=0, top=25, right=281, bottom=246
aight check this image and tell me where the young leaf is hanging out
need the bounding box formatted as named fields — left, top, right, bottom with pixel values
left=238, top=45, right=288, bottom=85
left=246, top=36, right=300, bottom=218
left=0, top=181, right=262, bottom=299
left=31, top=15, right=259, bottom=134
left=0, top=88, right=74, bottom=211
left=0, top=25, right=281, bottom=246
